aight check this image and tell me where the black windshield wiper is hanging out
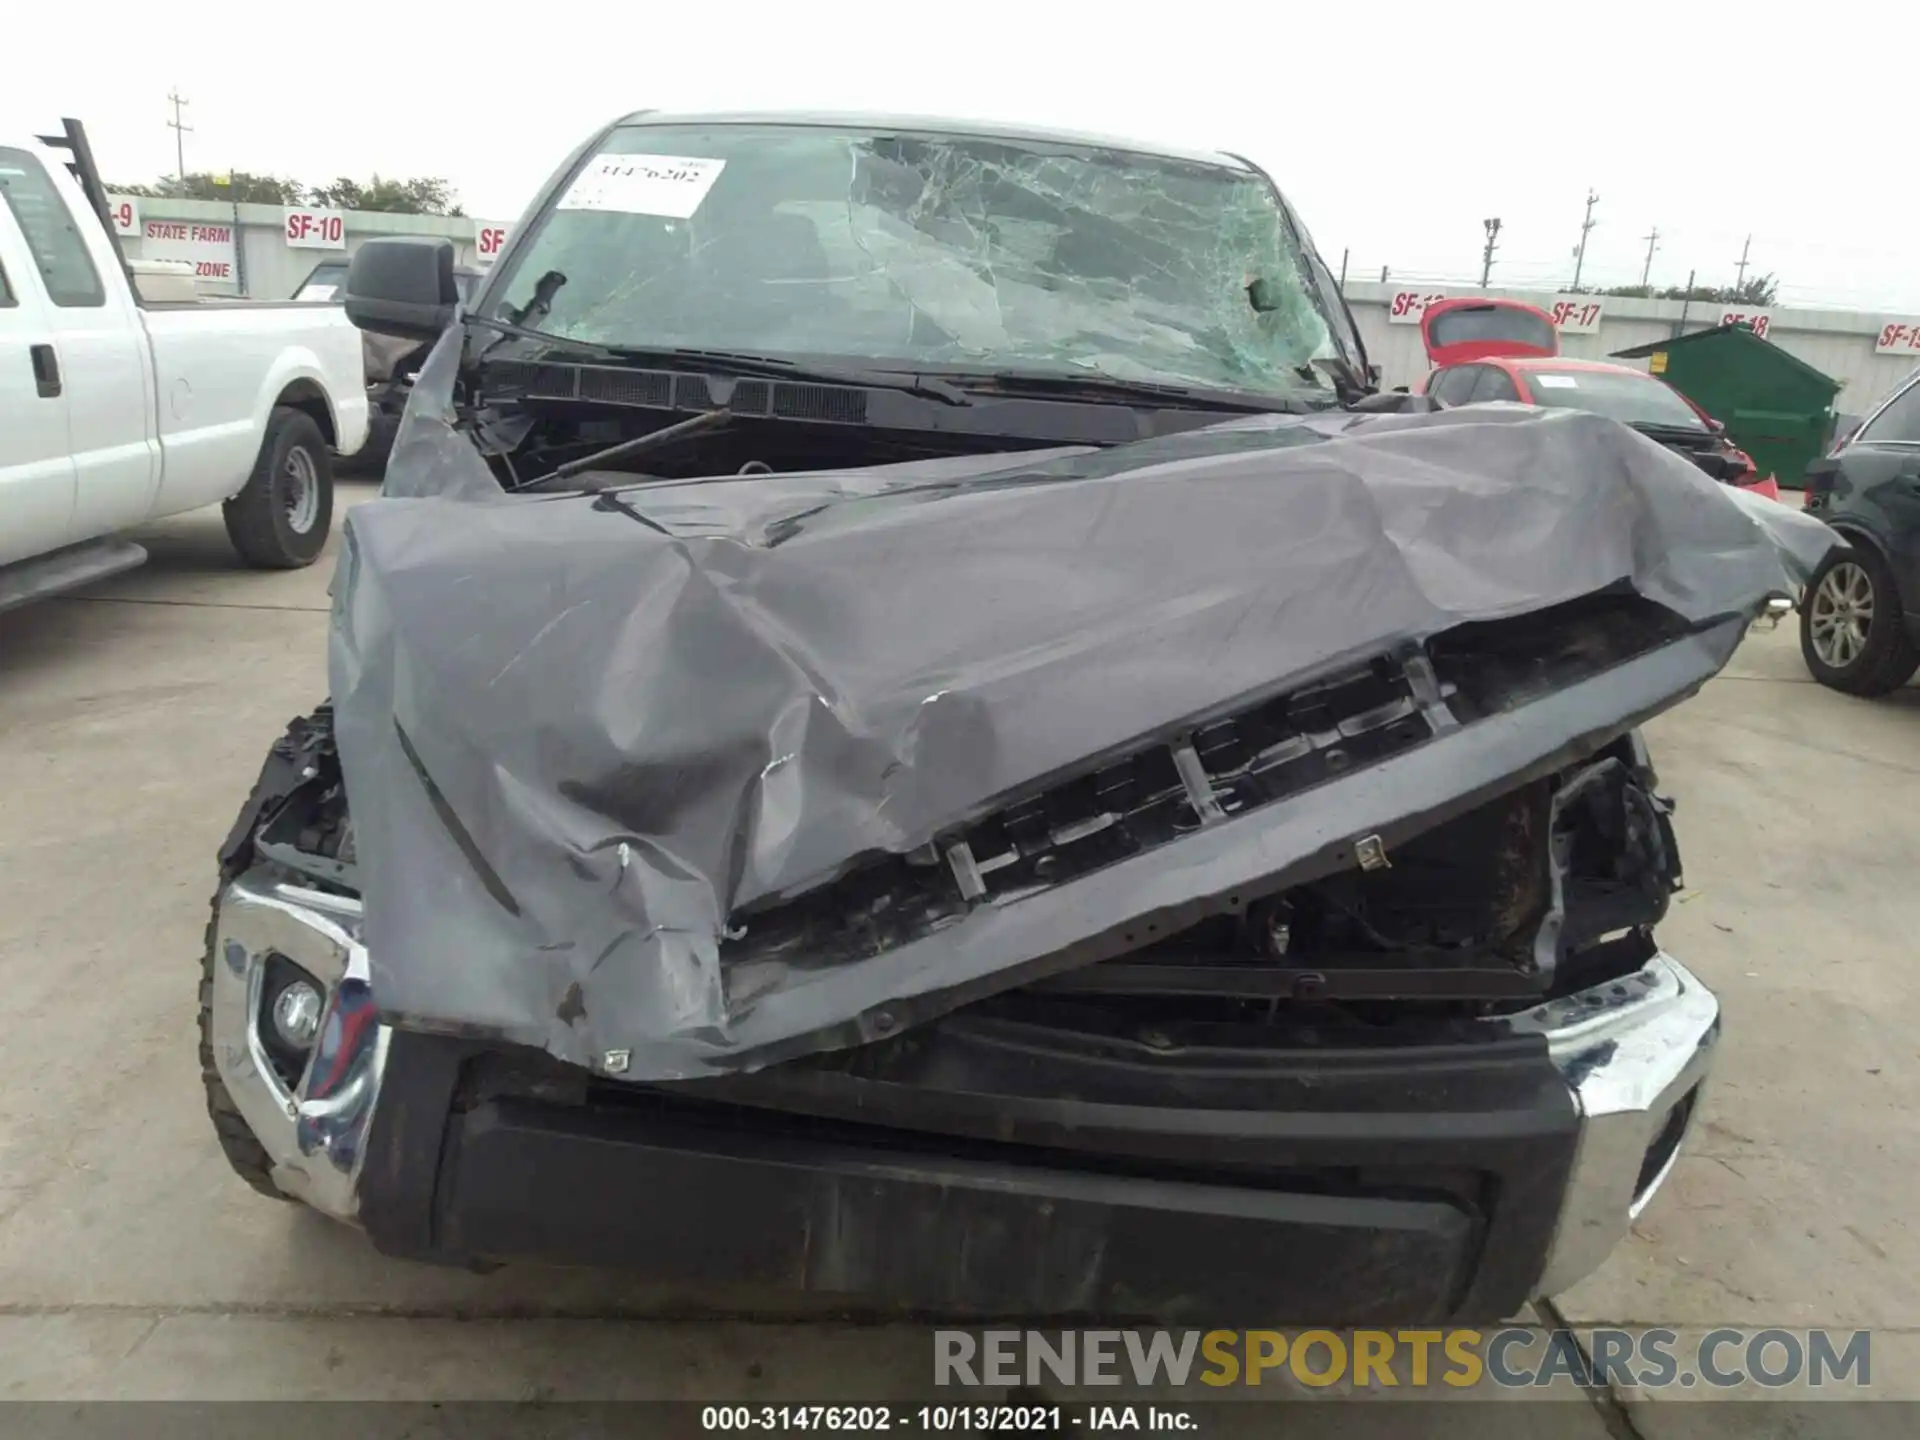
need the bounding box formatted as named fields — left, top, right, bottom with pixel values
left=464, top=311, right=617, bottom=361
left=470, top=324, right=971, bottom=408
left=942, top=367, right=1315, bottom=415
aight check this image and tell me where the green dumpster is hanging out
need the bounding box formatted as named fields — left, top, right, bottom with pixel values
left=1611, top=323, right=1841, bottom=490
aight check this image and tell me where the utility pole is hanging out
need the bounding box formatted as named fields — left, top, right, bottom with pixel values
left=1733, top=234, right=1752, bottom=289
left=1640, top=227, right=1660, bottom=287
left=1480, top=217, right=1502, bottom=287
left=166, top=89, right=192, bottom=181
left=1570, top=189, right=1600, bottom=290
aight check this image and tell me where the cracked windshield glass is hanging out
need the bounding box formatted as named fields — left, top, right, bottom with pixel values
left=493, top=123, right=1339, bottom=397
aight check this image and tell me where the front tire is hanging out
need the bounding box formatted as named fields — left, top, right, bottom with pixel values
left=1799, top=544, right=1920, bottom=696
left=223, top=406, right=335, bottom=569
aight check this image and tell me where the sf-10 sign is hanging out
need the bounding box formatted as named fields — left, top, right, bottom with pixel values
left=1874, top=321, right=1920, bottom=355
left=284, top=208, right=346, bottom=250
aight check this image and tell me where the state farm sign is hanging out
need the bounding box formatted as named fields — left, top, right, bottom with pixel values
left=1719, top=309, right=1773, bottom=339
left=284, top=208, right=346, bottom=250
left=475, top=220, right=511, bottom=265
left=1387, top=289, right=1447, bottom=324
left=139, top=218, right=238, bottom=284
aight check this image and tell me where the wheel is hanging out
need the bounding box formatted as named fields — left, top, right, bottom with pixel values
left=1799, top=544, right=1920, bottom=697
left=197, top=895, right=293, bottom=1200
left=222, top=406, right=335, bottom=569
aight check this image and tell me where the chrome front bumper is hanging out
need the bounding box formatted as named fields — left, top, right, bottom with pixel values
left=210, top=869, right=1718, bottom=1299
left=209, top=871, right=387, bottom=1221
left=1508, top=951, right=1719, bottom=1294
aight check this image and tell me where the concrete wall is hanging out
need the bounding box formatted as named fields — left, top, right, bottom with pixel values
left=1339, top=280, right=1920, bottom=417
left=106, top=194, right=510, bottom=301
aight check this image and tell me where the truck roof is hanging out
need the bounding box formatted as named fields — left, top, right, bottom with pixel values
left=607, top=109, right=1255, bottom=172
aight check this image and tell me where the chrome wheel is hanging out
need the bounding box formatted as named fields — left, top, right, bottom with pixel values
left=283, top=446, right=320, bottom=535
left=1808, top=560, right=1874, bottom=669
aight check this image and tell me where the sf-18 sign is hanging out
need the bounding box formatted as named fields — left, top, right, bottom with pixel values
left=1719, top=309, right=1773, bottom=339
left=284, top=208, right=346, bottom=249
left=1874, top=321, right=1920, bottom=356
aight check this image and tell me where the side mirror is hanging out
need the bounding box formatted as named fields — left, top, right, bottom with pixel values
left=1706, top=417, right=1727, bottom=435
left=344, top=237, right=461, bottom=341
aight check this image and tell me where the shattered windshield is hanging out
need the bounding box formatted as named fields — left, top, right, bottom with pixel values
left=490, top=122, right=1340, bottom=398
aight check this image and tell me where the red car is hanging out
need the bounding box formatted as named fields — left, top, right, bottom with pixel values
left=1410, top=299, right=1781, bottom=502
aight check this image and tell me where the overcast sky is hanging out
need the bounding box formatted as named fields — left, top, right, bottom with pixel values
left=10, top=1, right=1918, bottom=311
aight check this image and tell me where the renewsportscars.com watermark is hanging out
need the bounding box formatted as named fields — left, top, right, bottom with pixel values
left=935, top=1328, right=1872, bottom=1390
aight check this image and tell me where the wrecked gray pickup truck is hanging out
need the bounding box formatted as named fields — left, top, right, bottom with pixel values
left=202, top=110, right=1834, bottom=1322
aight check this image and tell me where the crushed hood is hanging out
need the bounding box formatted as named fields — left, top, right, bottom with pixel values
left=327, top=343, right=1835, bottom=1078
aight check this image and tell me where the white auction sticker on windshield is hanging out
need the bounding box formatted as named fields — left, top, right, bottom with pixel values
left=1534, top=375, right=1579, bottom=388
left=556, top=154, right=727, bottom=218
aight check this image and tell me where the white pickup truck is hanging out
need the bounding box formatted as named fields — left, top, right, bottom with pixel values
left=0, top=121, right=368, bottom=611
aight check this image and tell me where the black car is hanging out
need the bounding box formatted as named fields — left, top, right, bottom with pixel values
left=1800, top=368, right=1920, bottom=695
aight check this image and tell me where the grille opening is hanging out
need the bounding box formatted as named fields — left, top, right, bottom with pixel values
left=720, top=589, right=1687, bottom=995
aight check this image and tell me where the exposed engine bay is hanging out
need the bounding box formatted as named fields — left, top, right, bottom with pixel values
left=238, top=627, right=1678, bottom=1070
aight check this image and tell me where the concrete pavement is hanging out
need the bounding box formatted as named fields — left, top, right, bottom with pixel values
left=0, top=485, right=1910, bottom=1436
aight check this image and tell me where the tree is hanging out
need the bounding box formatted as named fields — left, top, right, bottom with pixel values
left=306, top=175, right=464, bottom=216
left=107, top=171, right=307, bottom=204
left=1599, top=274, right=1779, bottom=305
left=107, top=170, right=464, bottom=216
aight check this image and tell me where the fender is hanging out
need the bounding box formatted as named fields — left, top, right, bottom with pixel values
left=1821, top=514, right=1896, bottom=567
left=225, top=346, right=369, bottom=506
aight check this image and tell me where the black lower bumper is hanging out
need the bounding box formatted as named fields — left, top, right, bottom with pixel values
left=358, top=1014, right=1580, bottom=1324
